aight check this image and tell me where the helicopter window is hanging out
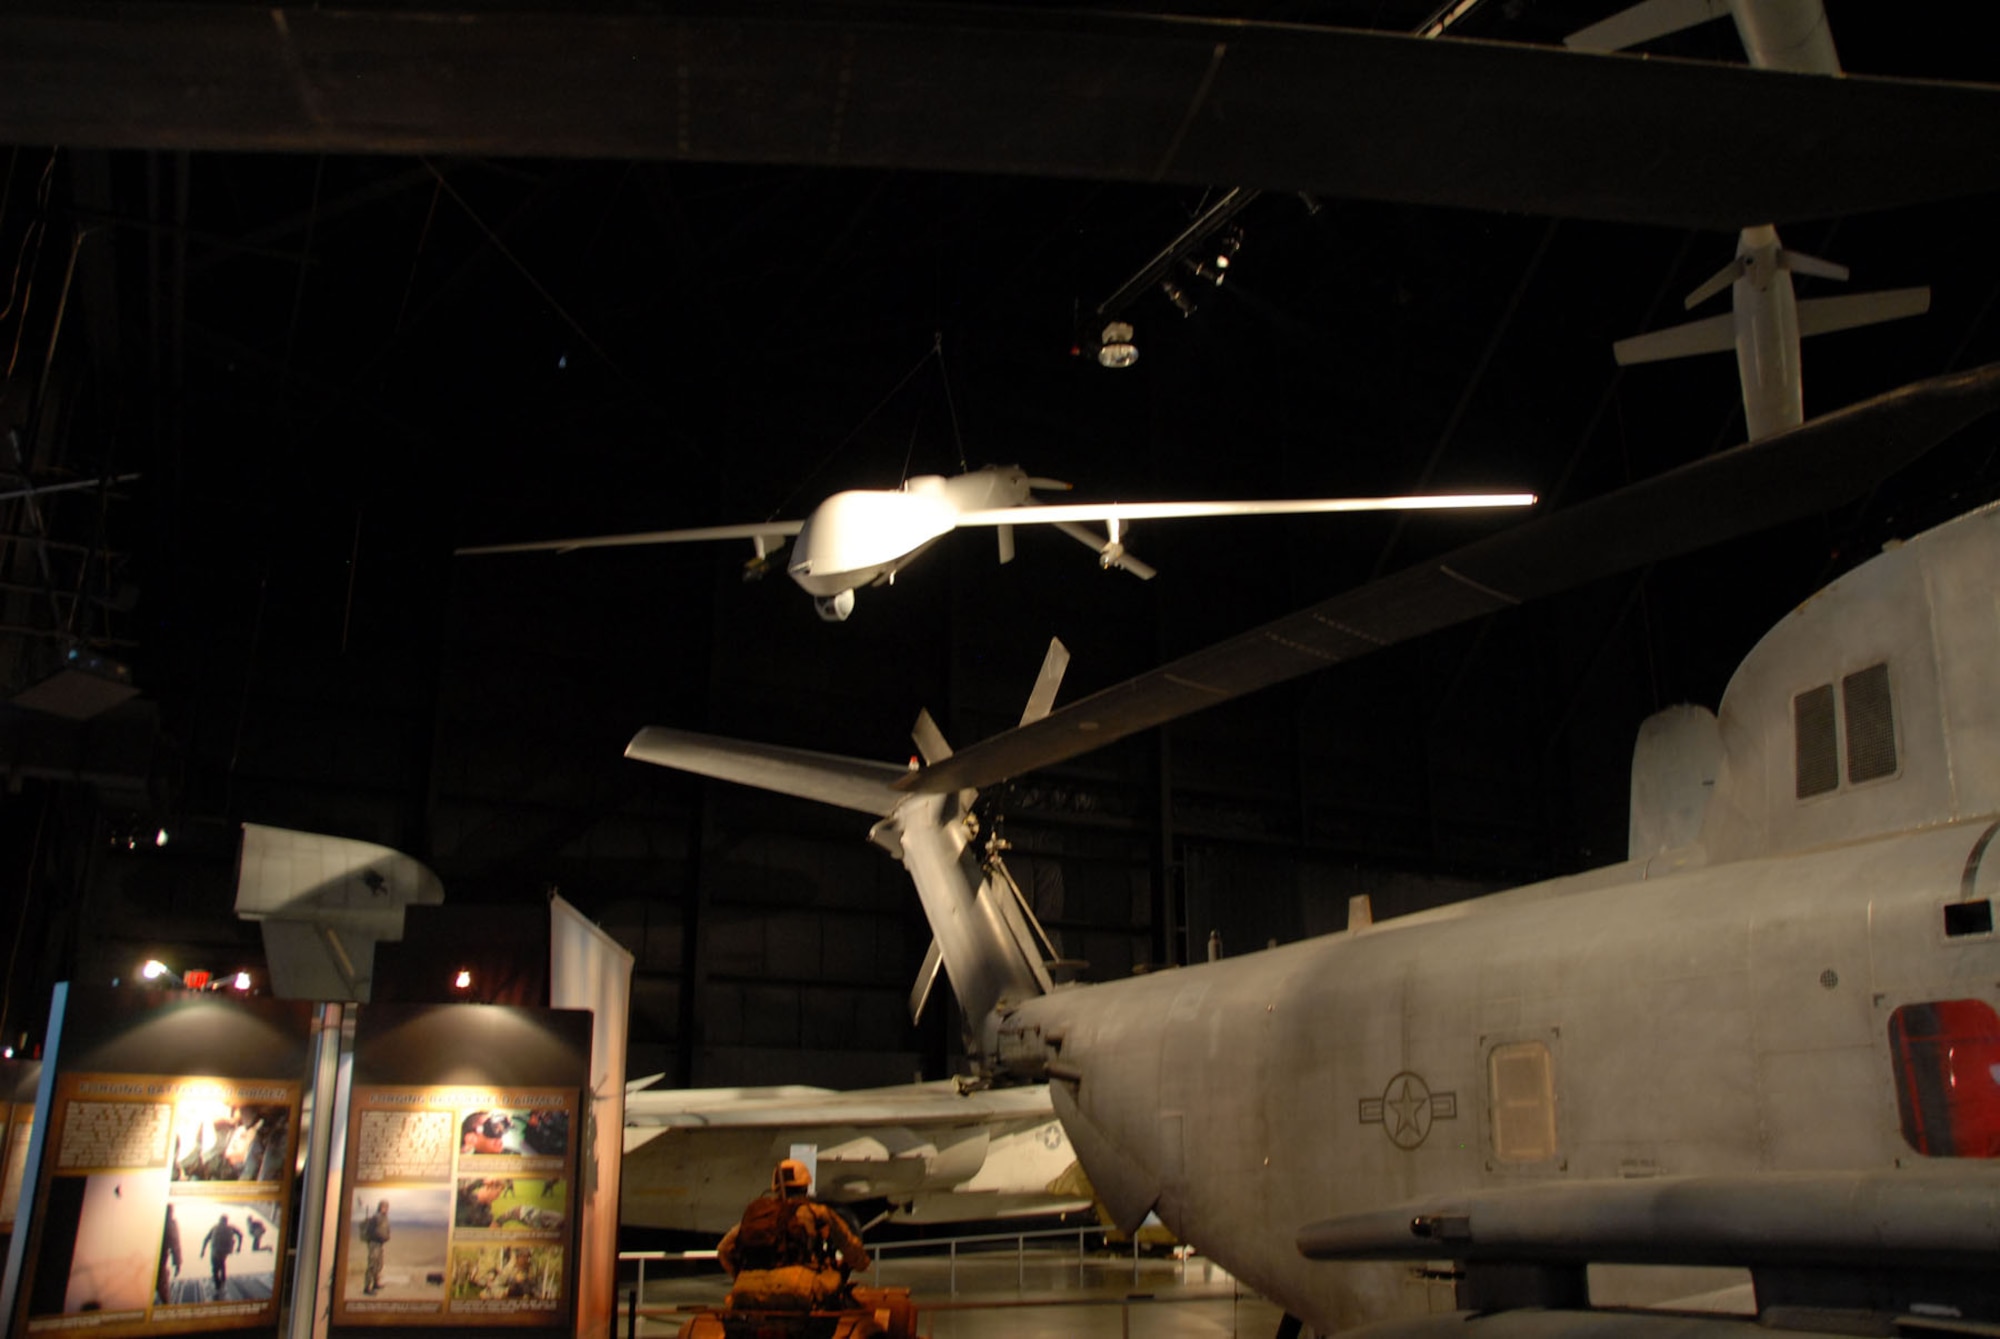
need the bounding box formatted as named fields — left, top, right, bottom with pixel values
left=1944, top=900, right=1994, bottom=938
left=1887, top=1000, right=2000, bottom=1158
left=1488, top=1041, right=1557, bottom=1164
left=1793, top=684, right=1839, bottom=799
left=1843, top=663, right=1897, bottom=784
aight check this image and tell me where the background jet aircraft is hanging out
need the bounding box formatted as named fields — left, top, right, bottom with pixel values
left=625, top=363, right=2000, bottom=1335
left=458, top=464, right=1533, bottom=622
left=621, top=1077, right=1086, bottom=1233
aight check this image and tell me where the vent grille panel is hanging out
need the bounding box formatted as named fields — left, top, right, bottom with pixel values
left=1794, top=683, right=1838, bottom=798
left=1844, top=662, right=1897, bottom=783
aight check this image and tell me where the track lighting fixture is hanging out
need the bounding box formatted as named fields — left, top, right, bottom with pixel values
left=1186, top=257, right=1226, bottom=287
left=1160, top=278, right=1197, bottom=316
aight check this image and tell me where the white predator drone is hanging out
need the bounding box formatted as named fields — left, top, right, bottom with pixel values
left=457, top=464, right=1535, bottom=621
left=623, top=362, right=2000, bottom=1339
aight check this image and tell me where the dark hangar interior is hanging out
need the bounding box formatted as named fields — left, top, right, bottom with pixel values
left=0, top=0, right=1995, bottom=1088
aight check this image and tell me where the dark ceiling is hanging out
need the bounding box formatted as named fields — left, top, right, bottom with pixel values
left=1, top=0, right=1996, bottom=1079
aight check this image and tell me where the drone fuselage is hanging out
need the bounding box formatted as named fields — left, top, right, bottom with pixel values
left=786, top=467, right=1037, bottom=599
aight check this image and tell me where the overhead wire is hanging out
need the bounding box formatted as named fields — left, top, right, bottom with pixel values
left=935, top=331, right=968, bottom=474
left=764, top=338, right=942, bottom=520
left=417, top=157, right=657, bottom=416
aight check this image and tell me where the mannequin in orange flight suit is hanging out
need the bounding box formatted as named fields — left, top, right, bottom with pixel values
left=716, top=1160, right=870, bottom=1312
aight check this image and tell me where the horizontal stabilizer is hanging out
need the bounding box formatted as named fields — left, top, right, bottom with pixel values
left=1297, top=1170, right=2000, bottom=1271
left=1052, top=519, right=1159, bottom=580
left=1613, top=312, right=1736, bottom=365
left=1682, top=257, right=1743, bottom=310
left=625, top=726, right=908, bottom=816
left=899, top=361, right=2000, bottom=794
left=1777, top=248, right=1850, bottom=282
left=459, top=519, right=804, bottom=557
left=1797, top=287, right=1931, bottom=338
left=1566, top=0, right=1726, bottom=53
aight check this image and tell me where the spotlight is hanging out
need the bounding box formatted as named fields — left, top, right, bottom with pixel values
left=141, top=959, right=187, bottom=987
left=1215, top=225, right=1244, bottom=269
left=1160, top=279, right=1197, bottom=317
left=453, top=969, right=472, bottom=991
left=1097, top=321, right=1139, bottom=369
left=155, top=828, right=169, bottom=847
left=233, top=971, right=252, bottom=992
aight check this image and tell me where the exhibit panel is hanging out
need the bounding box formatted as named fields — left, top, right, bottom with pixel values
left=326, top=1004, right=590, bottom=1339
left=0, top=1062, right=44, bottom=1266
left=1, top=989, right=316, bottom=1339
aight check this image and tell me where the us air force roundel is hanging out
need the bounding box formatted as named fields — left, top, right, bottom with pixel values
left=1358, top=1072, right=1458, bottom=1150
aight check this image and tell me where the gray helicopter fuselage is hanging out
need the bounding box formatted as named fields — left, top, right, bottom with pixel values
left=1002, top=814, right=2000, bottom=1330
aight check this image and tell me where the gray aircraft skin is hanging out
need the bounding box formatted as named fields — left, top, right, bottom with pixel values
left=629, top=471, right=2000, bottom=1333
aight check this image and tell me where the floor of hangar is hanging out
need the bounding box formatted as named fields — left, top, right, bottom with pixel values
left=626, top=1245, right=1292, bottom=1338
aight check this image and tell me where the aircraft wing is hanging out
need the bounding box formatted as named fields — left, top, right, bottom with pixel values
left=456, top=519, right=804, bottom=556
left=952, top=494, right=1537, bottom=526
left=627, top=1079, right=1057, bottom=1130
left=900, top=361, right=2000, bottom=795
left=622, top=1080, right=1087, bottom=1232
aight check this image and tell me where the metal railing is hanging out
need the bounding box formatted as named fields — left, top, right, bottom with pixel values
left=618, top=1224, right=1206, bottom=1335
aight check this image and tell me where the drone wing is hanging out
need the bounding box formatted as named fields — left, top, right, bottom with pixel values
left=456, top=519, right=804, bottom=556
left=951, top=493, right=1536, bottom=527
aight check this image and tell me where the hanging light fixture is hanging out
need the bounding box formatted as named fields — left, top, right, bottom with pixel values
left=1097, top=321, right=1139, bottom=369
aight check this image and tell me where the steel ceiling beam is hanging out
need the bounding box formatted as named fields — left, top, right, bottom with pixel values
left=2, top=2, right=1999, bottom=230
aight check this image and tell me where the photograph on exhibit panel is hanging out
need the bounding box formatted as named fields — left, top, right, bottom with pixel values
left=58, top=1171, right=170, bottom=1317
left=456, top=1107, right=569, bottom=1159
left=168, top=1098, right=293, bottom=1184
left=447, top=1242, right=564, bottom=1311
left=154, top=1197, right=284, bottom=1307
left=340, top=1184, right=454, bottom=1309
left=454, top=1176, right=566, bottom=1233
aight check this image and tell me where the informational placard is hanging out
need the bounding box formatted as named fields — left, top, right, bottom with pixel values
left=21, top=1072, right=301, bottom=1336
left=331, top=1085, right=576, bottom=1327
